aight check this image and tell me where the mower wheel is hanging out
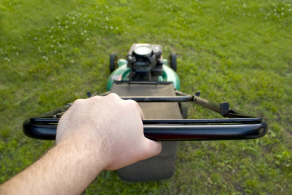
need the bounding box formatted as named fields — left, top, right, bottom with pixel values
left=110, top=53, right=118, bottom=72
left=169, top=53, right=177, bottom=72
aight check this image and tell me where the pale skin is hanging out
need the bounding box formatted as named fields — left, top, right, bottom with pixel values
left=0, top=93, right=162, bottom=195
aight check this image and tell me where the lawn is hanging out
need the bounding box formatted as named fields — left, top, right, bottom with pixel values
left=1, top=0, right=292, bottom=194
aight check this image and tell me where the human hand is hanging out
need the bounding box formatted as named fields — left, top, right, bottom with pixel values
left=56, top=93, right=162, bottom=170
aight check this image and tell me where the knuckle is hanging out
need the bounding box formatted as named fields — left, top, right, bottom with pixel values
left=107, top=93, right=121, bottom=100
left=125, top=100, right=142, bottom=116
left=91, top=95, right=101, bottom=101
left=73, top=98, right=84, bottom=105
left=127, top=100, right=139, bottom=108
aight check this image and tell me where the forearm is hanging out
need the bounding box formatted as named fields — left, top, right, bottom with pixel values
left=0, top=138, right=105, bottom=195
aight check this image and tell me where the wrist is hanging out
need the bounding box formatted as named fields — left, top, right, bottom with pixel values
left=55, top=136, right=107, bottom=177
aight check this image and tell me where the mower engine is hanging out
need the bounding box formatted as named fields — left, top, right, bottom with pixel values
left=127, top=44, right=164, bottom=81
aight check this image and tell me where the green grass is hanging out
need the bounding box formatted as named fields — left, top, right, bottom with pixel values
left=1, top=0, right=292, bottom=194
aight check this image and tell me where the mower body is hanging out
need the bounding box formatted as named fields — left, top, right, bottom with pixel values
left=106, top=44, right=183, bottom=182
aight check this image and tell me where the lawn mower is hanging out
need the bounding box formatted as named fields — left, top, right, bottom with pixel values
left=23, top=43, right=268, bottom=182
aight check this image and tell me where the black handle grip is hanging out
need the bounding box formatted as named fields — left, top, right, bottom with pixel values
left=23, top=120, right=267, bottom=141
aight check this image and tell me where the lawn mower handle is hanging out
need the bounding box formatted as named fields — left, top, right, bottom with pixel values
left=23, top=119, right=267, bottom=141
left=23, top=90, right=268, bottom=141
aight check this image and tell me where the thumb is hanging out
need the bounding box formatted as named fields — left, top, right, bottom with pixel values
left=138, top=138, right=162, bottom=161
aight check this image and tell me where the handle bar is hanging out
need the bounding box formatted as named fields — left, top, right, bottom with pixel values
left=23, top=90, right=268, bottom=141
left=23, top=119, right=267, bottom=141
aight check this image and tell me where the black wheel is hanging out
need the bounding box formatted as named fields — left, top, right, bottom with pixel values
left=110, top=53, right=118, bottom=72
left=169, top=53, right=177, bottom=72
